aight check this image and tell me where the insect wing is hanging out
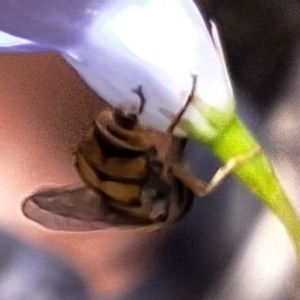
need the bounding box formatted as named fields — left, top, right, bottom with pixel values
left=22, top=185, right=122, bottom=231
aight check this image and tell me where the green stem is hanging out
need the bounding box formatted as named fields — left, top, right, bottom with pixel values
left=194, top=115, right=300, bottom=259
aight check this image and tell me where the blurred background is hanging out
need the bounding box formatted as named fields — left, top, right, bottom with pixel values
left=0, top=0, right=300, bottom=299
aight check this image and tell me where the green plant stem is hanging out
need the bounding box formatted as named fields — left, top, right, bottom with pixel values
left=194, top=115, right=300, bottom=259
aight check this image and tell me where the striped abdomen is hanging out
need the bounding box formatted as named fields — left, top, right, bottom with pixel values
left=75, top=109, right=192, bottom=225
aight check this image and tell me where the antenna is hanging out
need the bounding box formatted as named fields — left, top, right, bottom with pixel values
left=132, top=85, right=146, bottom=115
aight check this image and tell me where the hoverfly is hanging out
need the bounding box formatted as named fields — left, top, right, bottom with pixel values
left=22, top=80, right=260, bottom=231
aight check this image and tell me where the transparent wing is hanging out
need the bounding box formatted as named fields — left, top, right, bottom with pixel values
left=22, top=184, right=150, bottom=232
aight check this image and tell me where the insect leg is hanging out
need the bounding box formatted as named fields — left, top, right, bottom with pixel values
left=172, top=146, right=262, bottom=197
left=167, top=74, right=197, bottom=134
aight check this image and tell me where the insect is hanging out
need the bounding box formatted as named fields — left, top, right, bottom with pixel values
left=22, top=81, right=260, bottom=231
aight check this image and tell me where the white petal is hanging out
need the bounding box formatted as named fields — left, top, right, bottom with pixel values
left=0, top=31, right=31, bottom=50
left=0, top=0, right=235, bottom=135
left=0, top=31, right=53, bottom=52
left=64, top=0, right=234, bottom=132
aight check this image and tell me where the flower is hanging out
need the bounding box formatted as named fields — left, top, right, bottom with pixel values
left=63, top=0, right=235, bottom=141
left=0, top=0, right=234, bottom=142
left=1, top=0, right=300, bottom=262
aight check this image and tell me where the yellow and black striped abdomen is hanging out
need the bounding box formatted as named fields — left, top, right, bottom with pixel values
left=74, top=109, right=193, bottom=225
left=75, top=124, right=147, bottom=205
